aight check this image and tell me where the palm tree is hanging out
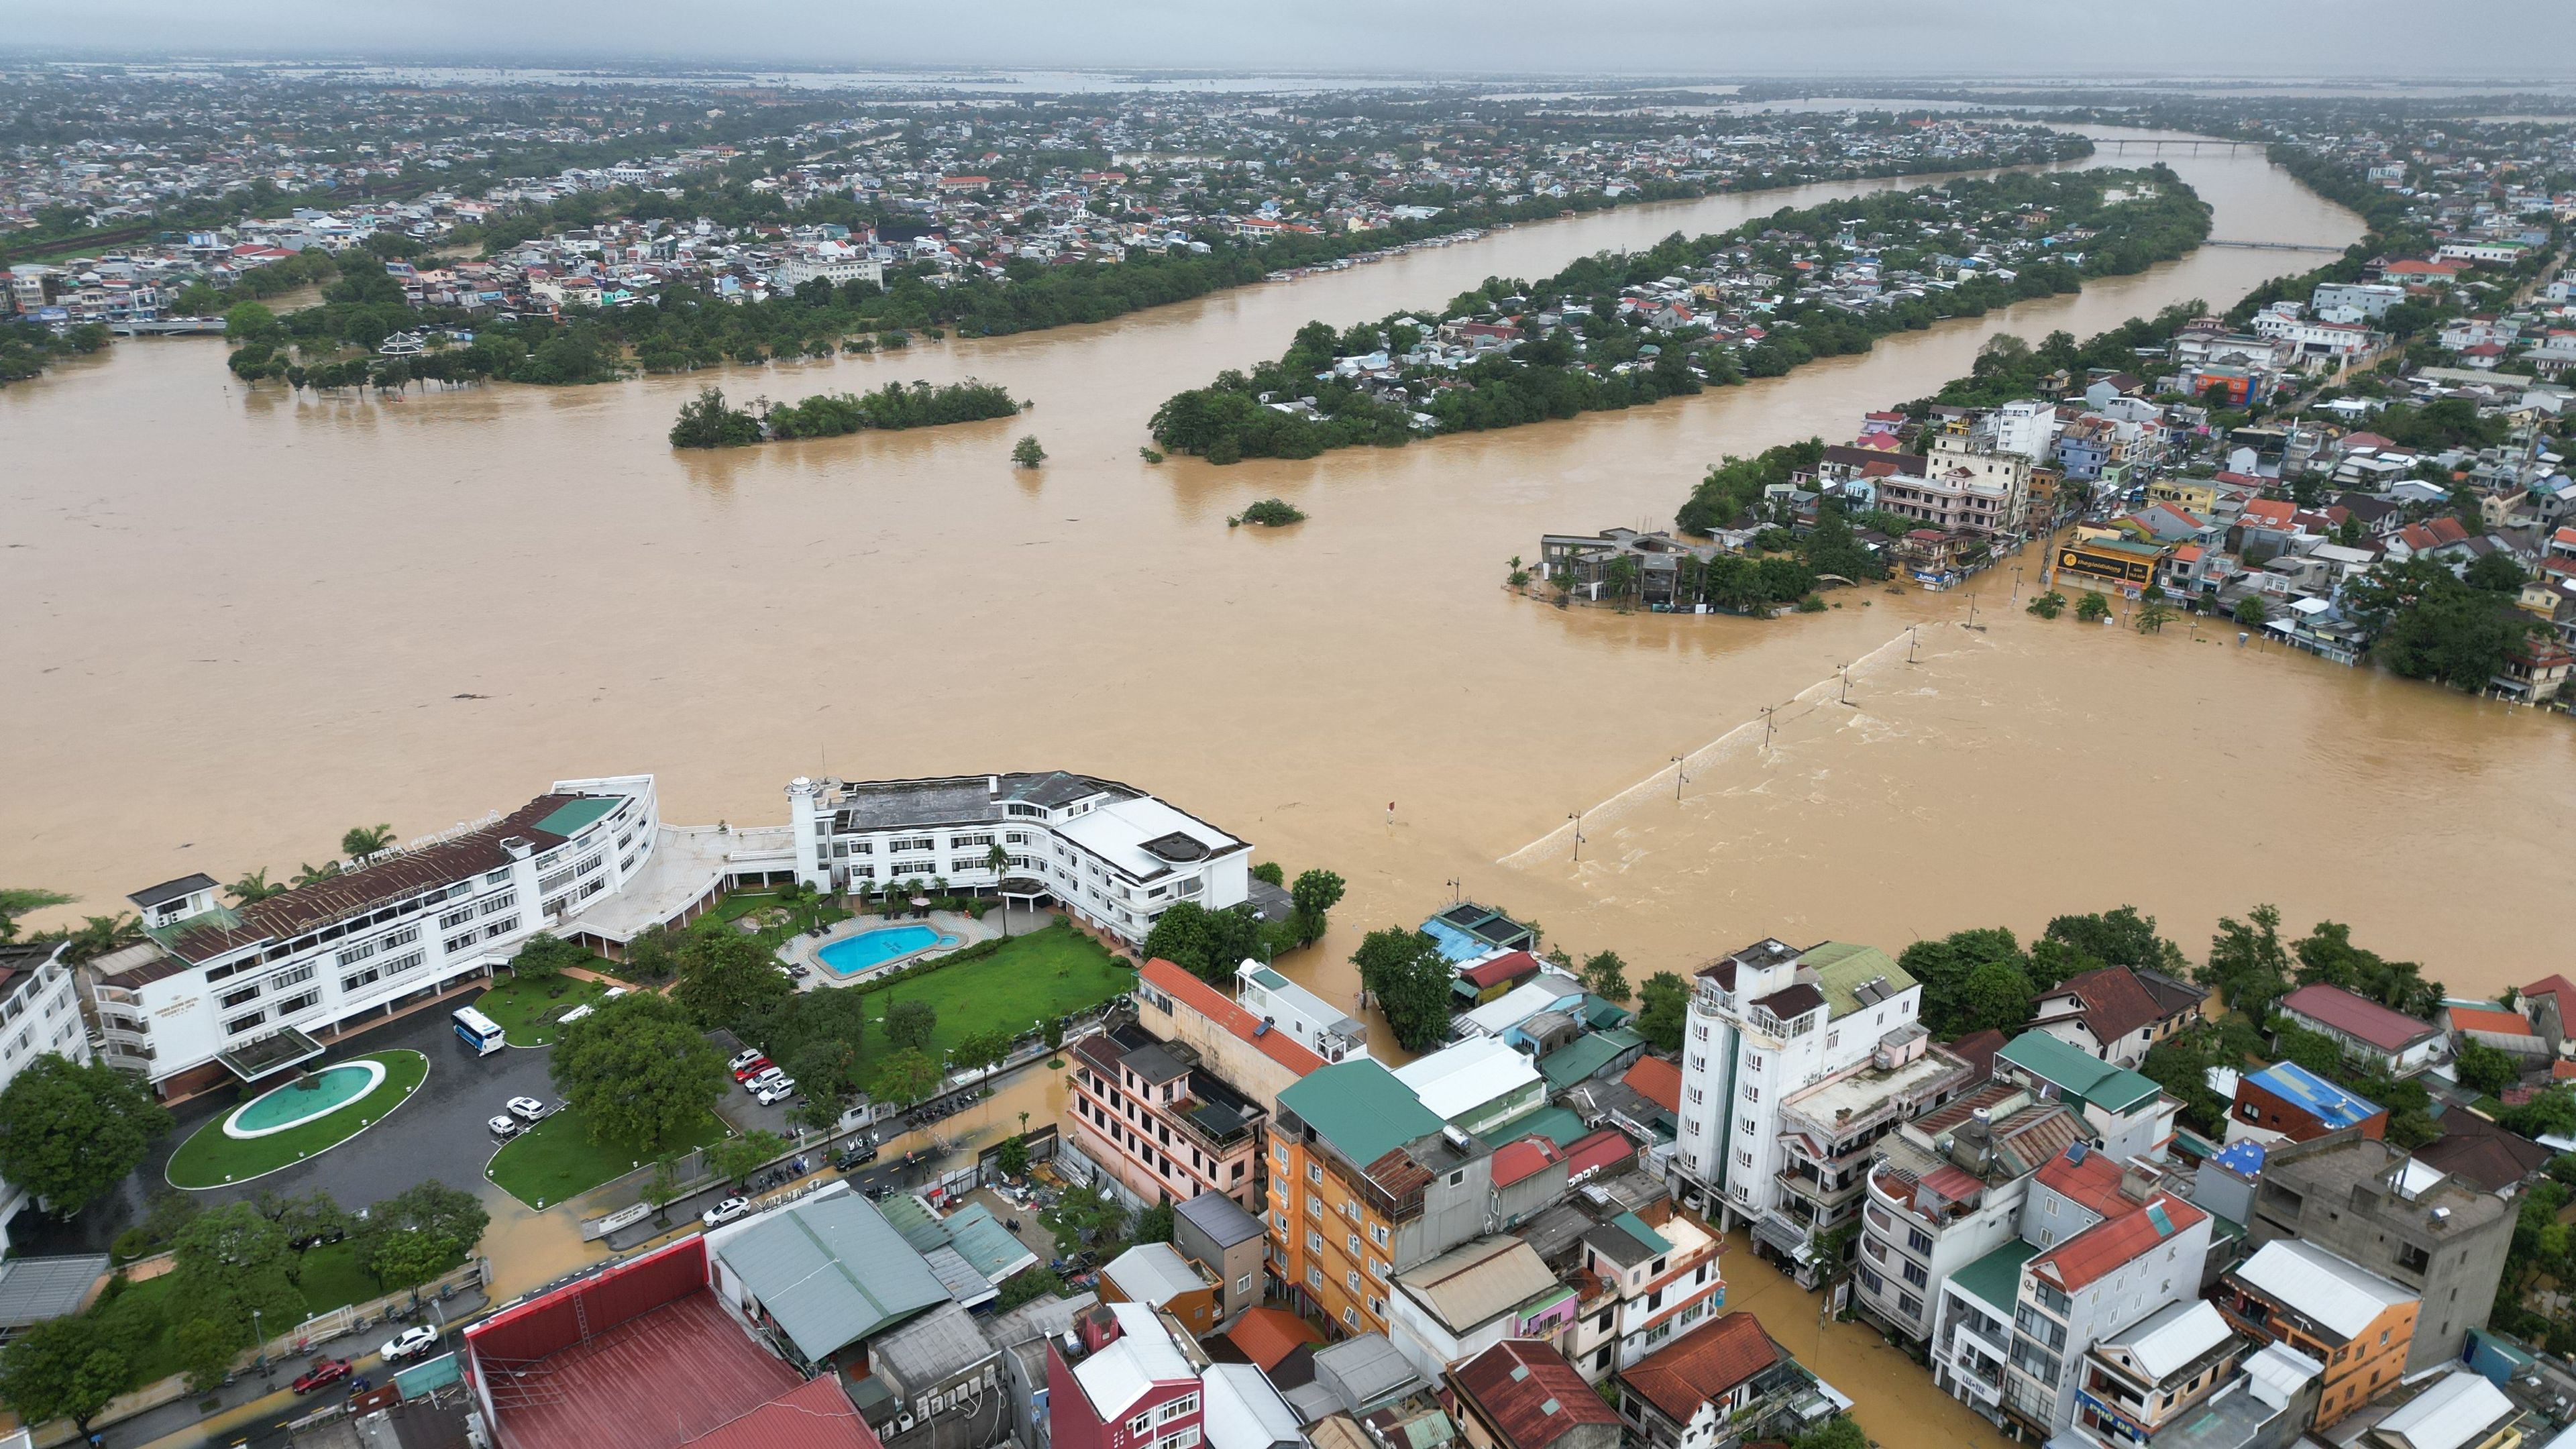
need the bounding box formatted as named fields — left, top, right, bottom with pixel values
left=226, top=868, right=286, bottom=904
left=985, top=844, right=1010, bottom=878
left=293, top=861, right=342, bottom=888
left=340, top=823, right=396, bottom=859
left=0, top=888, right=74, bottom=943
left=63, top=913, right=141, bottom=963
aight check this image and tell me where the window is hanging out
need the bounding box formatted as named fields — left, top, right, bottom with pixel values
left=341, top=967, right=382, bottom=993
left=1898, top=1292, right=1923, bottom=1320
left=274, top=989, right=320, bottom=1015
left=1307, top=1232, right=1322, bottom=1252
left=1737, top=1149, right=1754, bottom=1169
left=478, top=892, right=517, bottom=916
left=1346, top=1271, right=1360, bottom=1291
left=1908, top=1228, right=1933, bottom=1254
left=1342, top=1307, right=1358, bottom=1328
left=1128, top=1413, right=1155, bottom=1438
left=1305, top=1269, right=1322, bottom=1289
left=1370, top=1223, right=1388, bottom=1247
left=225, top=1009, right=268, bottom=1036
left=444, top=932, right=477, bottom=955
left=219, top=983, right=262, bottom=1010
left=1902, top=1259, right=1928, bottom=1288
left=1157, top=1395, right=1199, bottom=1422
left=439, top=906, right=474, bottom=930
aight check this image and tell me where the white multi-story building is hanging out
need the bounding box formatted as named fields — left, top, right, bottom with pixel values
left=1234, top=958, right=1365, bottom=1063
left=1873, top=434, right=2032, bottom=541
left=0, top=941, right=95, bottom=1248
left=1668, top=939, right=1927, bottom=1242
left=2312, top=282, right=2407, bottom=321
left=87, top=775, right=665, bottom=1098
left=1982, top=399, right=2061, bottom=463
left=786, top=772, right=1250, bottom=949
left=774, top=242, right=883, bottom=290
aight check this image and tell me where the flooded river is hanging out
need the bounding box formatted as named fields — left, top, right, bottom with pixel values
left=25, top=128, right=2573, bottom=1449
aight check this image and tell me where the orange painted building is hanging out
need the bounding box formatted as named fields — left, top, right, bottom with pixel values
left=2216, top=1240, right=2417, bottom=1428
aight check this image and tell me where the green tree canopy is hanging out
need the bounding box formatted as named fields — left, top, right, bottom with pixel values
left=867, top=1049, right=945, bottom=1110
left=672, top=927, right=793, bottom=1033
left=0, top=1314, right=136, bottom=1434
left=1635, top=971, right=1690, bottom=1053
left=1139, top=900, right=1265, bottom=983
left=1289, top=869, right=1346, bottom=944
left=1579, top=950, right=1632, bottom=1004
left=1352, top=927, right=1454, bottom=1052
left=883, top=999, right=938, bottom=1053
left=0, top=1055, right=171, bottom=1212
left=549, top=993, right=726, bottom=1153
left=511, top=930, right=590, bottom=980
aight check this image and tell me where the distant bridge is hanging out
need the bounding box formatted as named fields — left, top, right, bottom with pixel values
left=2202, top=239, right=2347, bottom=254
left=2080, top=137, right=2259, bottom=154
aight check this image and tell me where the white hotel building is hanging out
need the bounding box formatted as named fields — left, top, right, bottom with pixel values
left=787, top=771, right=1250, bottom=949
left=86, top=775, right=667, bottom=1099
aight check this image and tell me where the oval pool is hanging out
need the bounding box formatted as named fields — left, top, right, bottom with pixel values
left=816, top=923, right=959, bottom=977
left=223, top=1060, right=387, bottom=1138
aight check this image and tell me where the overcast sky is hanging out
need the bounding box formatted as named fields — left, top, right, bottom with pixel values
left=6, top=0, right=2569, bottom=80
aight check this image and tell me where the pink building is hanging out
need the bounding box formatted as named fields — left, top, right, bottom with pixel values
left=1049, top=1302, right=1208, bottom=1449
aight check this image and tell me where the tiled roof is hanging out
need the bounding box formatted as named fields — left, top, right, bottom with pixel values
left=2039, top=967, right=2163, bottom=1044
left=2032, top=1193, right=2204, bottom=1292
left=1139, top=957, right=1324, bottom=1076
left=1489, top=1136, right=1564, bottom=1189
left=1615, top=1313, right=1780, bottom=1423
left=1222, top=1307, right=1323, bottom=1372
left=1622, top=1057, right=1682, bottom=1114
left=2445, top=1004, right=2533, bottom=1038
left=1460, top=951, right=1542, bottom=988
left=2034, top=1144, right=2133, bottom=1216
left=2277, top=984, right=2440, bottom=1053
left=1449, top=1340, right=1616, bottom=1449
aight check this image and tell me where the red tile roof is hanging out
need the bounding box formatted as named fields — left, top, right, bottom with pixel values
left=1623, top=1057, right=1682, bottom=1114
left=2277, top=984, right=2440, bottom=1053
left=1451, top=1340, right=1617, bottom=1449
left=2034, top=1146, right=2133, bottom=1216
left=1616, top=1313, right=1781, bottom=1421
left=1139, top=958, right=1324, bottom=1075
left=2446, top=1004, right=2534, bottom=1037
left=2031, top=1193, right=2205, bottom=1292
left=2522, top=975, right=2576, bottom=1008
left=1223, top=1306, right=1324, bottom=1371
left=2241, top=498, right=2296, bottom=527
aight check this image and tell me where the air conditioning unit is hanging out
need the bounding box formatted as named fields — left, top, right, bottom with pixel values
left=897, top=1415, right=916, bottom=1434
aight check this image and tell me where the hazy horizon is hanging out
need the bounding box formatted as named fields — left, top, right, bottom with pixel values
left=4, top=0, right=2568, bottom=83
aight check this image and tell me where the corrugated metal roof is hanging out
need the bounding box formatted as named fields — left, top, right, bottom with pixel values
left=712, top=1192, right=951, bottom=1362
left=1203, top=1362, right=1305, bottom=1449
left=1103, top=1242, right=1212, bottom=1307
left=2375, top=1371, right=2515, bottom=1449
left=1279, top=1059, right=1444, bottom=1165
left=869, top=1301, right=997, bottom=1395
left=2231, top=1240, right=2416, bottom=1342
left=1393, top=1237, right=1556, bottom=1332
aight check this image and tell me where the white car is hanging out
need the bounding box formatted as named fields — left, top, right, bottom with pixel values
left=506, top=1096, right=546, bottom=1122
left=745, top=1067, right=788, bottom=1092
left=728, top=1048, right=767, bottom=1073
left=754, top=1079, right=797, bottom=1106
left=380, top=1325, right=439, bottom=1362
left=701, top=1196, right=751, bottom=1228
left=487, top=1115, right=522, bottom=1138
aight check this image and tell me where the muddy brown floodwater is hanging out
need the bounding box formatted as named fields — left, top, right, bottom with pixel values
left=11, top=131, right=2576, bottom=1422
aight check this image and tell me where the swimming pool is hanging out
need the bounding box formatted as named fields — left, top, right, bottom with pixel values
left=816, top=923, right=959, bottom=977
left=223, top=1061, right=387, bottom=1138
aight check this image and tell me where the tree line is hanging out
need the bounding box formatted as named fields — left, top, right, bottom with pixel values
left=669, top=378, right=1022, bottom=449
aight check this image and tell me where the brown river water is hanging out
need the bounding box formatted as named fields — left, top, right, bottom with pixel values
left=11, top=133, right=2575, bottom=1434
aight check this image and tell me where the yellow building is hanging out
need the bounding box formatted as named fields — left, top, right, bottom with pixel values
left=2055, top=537, right=2171, bottom=592
left=2148, top=478, right=2220, bottom=514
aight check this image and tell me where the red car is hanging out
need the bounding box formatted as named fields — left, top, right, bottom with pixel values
left=731, top=1057, right=773, bottom=1082
left=292, top=1358, right=354, bottom=1395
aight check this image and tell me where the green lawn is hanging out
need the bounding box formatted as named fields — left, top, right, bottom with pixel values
left=486, top=1104, right=729, bottom=1210
left=475, top=974, right=612, bottom=1046
left=166, top=1051, right=430, bottom=1189
left=710, top=890, right=853, bottom=947
left=861, top=925, right=1132, bottom=1057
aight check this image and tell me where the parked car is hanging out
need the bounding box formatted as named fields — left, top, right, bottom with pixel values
left=834, top=1142, right=877, bottom=1172
left=701, top=1196, right=751, bottom=1228
left=754, top=1079, right=797, bottom=1106
left=506, top=1096, right=546, bottom=1122
left=380, top=1326, right=439, bottom=1362
left=487, top=1116, right=523, bottom=1138
left=728, top=1048, right=767, bottom=1073
left=732, top=1057, right=775, bottom=1083
left=747, top=1067, right=788, bottom=1091
left=290, top=1224, right=346, bottom=1252
left=292, top=1358, right=354, bottom=1395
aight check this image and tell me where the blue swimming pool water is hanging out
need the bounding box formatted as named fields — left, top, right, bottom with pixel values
left=816, top=924, right=953, bottom=976
left=232, top=1064, right=376, bottom=1131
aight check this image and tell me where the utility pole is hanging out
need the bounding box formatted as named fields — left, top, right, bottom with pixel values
left=1838, top=663, right=1851, bottom=705
left=1670, top=755, right=1688, bottom=800
left=1568, top=813, right=1585, bottom=862
left=1761, top=705, right=1777, bottom=751
left=1907, top=625, right=1919, bottom=665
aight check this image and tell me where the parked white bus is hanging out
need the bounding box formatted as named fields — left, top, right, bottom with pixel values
left=451, top=1006, right=506, bottom=1055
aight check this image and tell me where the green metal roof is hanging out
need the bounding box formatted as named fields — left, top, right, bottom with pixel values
left=1280, top=1059, right=1446, bottom=1165
left=1579, top=995, right=1633, bottom=1030
left=1611, top=1212, right=1673, bottom=1256
left=1476, top=1104, right=1589, bottom=1151
left=1536, top=1028, right=1642, bottom=1091
left=534, top=796, right=620, bottom=837
left=1805, top=942, right=1918, bottom=1020
left=1997, top=1030, right=2161, bottom=1114
left=1951, top=1240, right=2039, bottom=1314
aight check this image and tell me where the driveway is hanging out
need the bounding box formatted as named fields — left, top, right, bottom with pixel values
left=18, top=1003, right=561, bottom=1254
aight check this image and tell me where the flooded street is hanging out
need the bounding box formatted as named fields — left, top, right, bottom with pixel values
left=5, top=125, right=2567, bottom=1051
